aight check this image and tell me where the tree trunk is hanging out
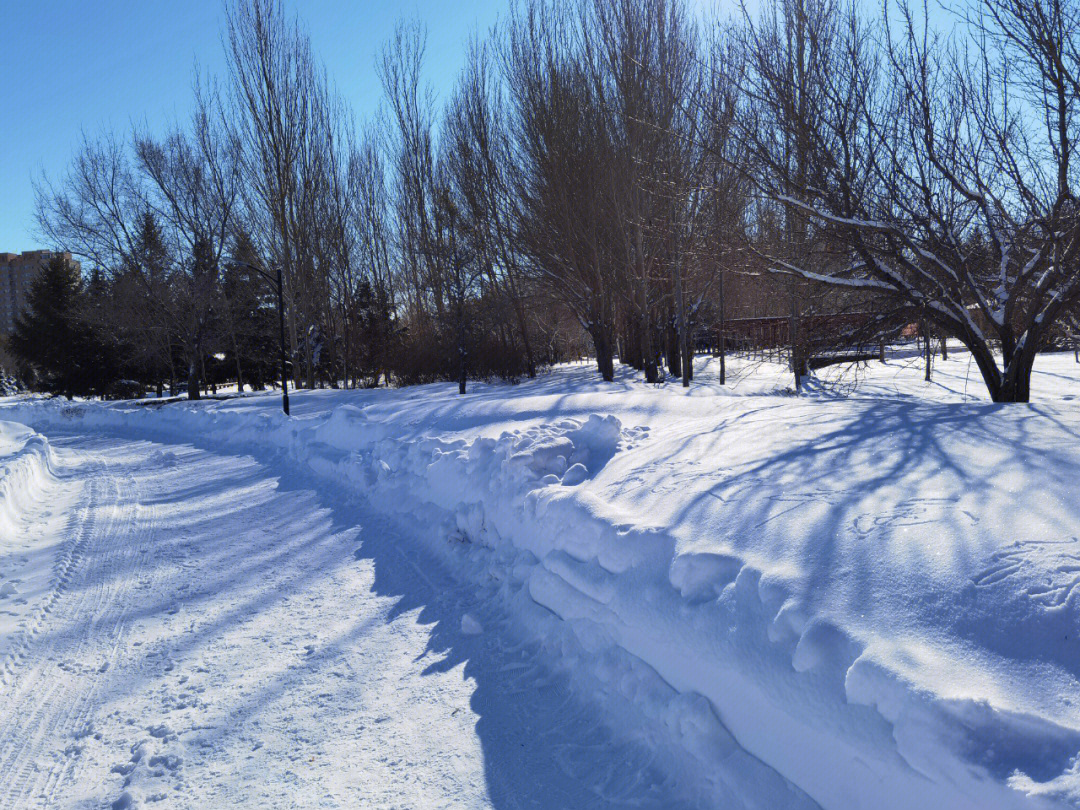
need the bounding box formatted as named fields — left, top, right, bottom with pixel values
left=187, top=358, right=201, bottom=401
left=232, top=335, right=244, bottom=394
left=200, top=352, right=210, bottom=396
left=718, top=272, right=726, bottom=386
left=288, top=305, right=301, bottom=389
left=305, top=339, right=315, bottom=390
left=994, top=373, right=1032, bottom=402
left=458, top=339, right=467, bottom=394
left=789, top=282, right=802, bottom=391
left=666, top=321, right=681, bottom=379
left=674, top=254, right=690, bottom=388
left=458, top=301, right=468, bottom=395
left=622, top=319, right=642, bottom=369
left=681, top=321, right=692, bottom=387
left=514, top=299, right=536, bottom=379
left=590, top=326, right=615, bottom=382
left=996, top=341, right=1037, bottom=402
left=639, top=291, right=658, bottom=383
left=922, top=321, right=932, bottom=382
left=964, top=336, right=1034, bottom=403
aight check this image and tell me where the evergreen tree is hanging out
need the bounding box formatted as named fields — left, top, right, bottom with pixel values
left=83, top=267, right=123, bottom=384
left=221, top=231, right=276, bottom=391
left=128, top=211, right=178, bottom=392
left=10, top=256, right=109, bottom=399
left=353, top=279, right=395, bottom=386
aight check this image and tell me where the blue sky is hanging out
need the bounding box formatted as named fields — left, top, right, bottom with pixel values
left=0, top=0, right=509, bottom=253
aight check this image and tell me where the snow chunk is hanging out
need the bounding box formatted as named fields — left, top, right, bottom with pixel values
left=460, top=614, right=483, bottom=635
left=561, top=463, right=589, bottom=486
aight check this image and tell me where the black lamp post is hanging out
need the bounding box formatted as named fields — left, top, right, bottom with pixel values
left=274, top=260, right=290, bottom=416
left=232, top=258, right=290, bottom=416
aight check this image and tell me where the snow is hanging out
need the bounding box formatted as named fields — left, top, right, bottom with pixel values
left=2, top=348, right=1080, bottom=808
left=460, top=613, right=484, bottom=635
left=0, top=431, right=684, bottom=809
left=0, top=421, right=70, bottom=684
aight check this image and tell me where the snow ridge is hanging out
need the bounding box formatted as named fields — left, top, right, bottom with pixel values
left=0, top=422, right=72, bottom=688
left=5, top=397, right=1078, bottom=809
left=0, top=422, right=57, bottom=545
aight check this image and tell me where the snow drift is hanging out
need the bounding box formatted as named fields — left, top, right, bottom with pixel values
left=5, top=353, right=1080, bottom=809
left=0, top=421, right=57, bottom=542
left=0, top=420, right=67, bottom=685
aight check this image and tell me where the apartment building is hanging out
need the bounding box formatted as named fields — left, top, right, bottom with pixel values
left=0, top=250, right=81, bottom=333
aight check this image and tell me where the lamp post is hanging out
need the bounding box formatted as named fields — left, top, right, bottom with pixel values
left=232, top=258, right=290, bottom=416
left=274, top=260, right=290, bottom=416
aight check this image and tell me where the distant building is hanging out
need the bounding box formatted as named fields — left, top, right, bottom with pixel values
left=0, top=250, right=81, bottom=333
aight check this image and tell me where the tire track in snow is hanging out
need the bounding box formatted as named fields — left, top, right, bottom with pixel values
left=0, top=468, right=104, bottom=806
left=39, top=468, right=152, bottom=807
left=0, top=447, right=145, bottom=809
left=0, top=460, right=96, bottom=689
left=0, top=428, right=719, bottom=809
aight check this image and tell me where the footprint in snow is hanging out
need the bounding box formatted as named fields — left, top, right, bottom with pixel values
left=974, top=538, right=1080, bottom=608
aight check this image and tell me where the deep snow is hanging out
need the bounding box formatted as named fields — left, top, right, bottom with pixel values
left=2, top=346, right=1080, bottom=808
left=0, top=430, right=690, bottom=809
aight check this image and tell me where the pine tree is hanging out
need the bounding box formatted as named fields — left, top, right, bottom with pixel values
left=221, top=231, right=276, bottom=391
left=10, top=256, right=107, bottom=399
left=353, top=280, right=395, bottom=386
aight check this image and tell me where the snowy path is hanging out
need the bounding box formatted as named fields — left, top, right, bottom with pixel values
left=7, top=351, right=1079, bottom=808
left=0, top=431, right=686, bottom=810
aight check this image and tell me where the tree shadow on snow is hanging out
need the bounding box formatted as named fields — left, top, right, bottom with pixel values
left=41, top=430, right=701, bottom=810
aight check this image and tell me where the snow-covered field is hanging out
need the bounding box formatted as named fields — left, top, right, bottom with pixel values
left=1, top=347, right=1079, bottom=809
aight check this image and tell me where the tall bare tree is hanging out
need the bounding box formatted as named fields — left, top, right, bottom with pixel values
left=505, top=1, right=620, bottom=380
left=728, top=0, right=1080, bottom=401
left=134, top=85, right=242, bottom=398
left=226, top=0, right=335, bottom=389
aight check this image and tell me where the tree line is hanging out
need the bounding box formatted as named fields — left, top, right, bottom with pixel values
left=13, top=0, right=1080, bottom=402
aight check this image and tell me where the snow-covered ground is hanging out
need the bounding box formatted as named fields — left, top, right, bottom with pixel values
left=2, top=346, right=1079, bottom=808
left=0, top=428, right=685, bottom=809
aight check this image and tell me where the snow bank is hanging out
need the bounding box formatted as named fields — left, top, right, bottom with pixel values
left=0, top=421, right=57, bottom=541
left=308, top=407, right=1079, bottom=810
left=5, top=353, right=1080, bottom=809
left=0, top=420, right=66, bottom=685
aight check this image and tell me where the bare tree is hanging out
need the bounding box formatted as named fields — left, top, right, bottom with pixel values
left=449, top=39, right=540, bottom=378
left=347, top=130, right=397, bottom=386
left=379, top=20, right=443, bottom=342
left=134, top=84, right=242, bottom=399
left=701, top=31, right=751, bottom=385
left=581, top=0, right=701, bottom=383
left=728, top=0, right=1080, bottom=402
left=226, top=0, right=333, bottom=389
left=35, top=137, right=187, bottom=395
left=505, top=1, right=620, bottom=380
left=731, top=0, right=852, bottom=390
